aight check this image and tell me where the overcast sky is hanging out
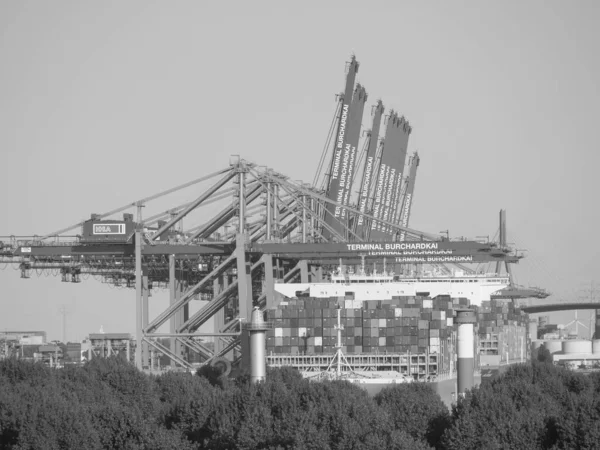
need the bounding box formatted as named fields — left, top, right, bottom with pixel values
left=1, top=1, right=599, bottom=341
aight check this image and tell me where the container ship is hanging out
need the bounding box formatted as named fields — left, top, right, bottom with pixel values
left=265, top=266, right=531, bottom=385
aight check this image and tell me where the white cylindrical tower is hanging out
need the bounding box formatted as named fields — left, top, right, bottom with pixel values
left=247, top=306, right=270, bottom=383
left=456, top=309, right=476, bottom=396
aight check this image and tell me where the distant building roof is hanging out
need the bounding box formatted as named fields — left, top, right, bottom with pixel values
left=89, top=333, right=132, bottom=340
left=2, top=331, right=46, bottom=335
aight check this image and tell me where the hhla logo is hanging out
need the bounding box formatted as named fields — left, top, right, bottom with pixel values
left=93, top=224, right=125, bottom=235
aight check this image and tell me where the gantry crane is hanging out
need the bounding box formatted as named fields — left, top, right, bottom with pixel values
left=1, top=56, right=529, bottom=371
left=0, top=158, right=523, bottom=370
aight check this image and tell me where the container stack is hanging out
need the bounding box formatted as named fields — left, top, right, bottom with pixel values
left=477, top=299, right=529, bottom=363
left=265, top=294, right=476, bottom=373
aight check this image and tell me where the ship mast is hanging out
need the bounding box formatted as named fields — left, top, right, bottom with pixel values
left=336, top=306, right=342, bottom=376
left=325, top=305, right=355, bottom=376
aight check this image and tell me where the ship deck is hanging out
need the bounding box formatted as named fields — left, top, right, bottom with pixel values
left=266, top=352, right=445, bottom=380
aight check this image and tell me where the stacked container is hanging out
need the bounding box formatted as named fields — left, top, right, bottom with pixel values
left=477, top=298, right=529, bottom=363
left=265, top=294, right=483, bottom=374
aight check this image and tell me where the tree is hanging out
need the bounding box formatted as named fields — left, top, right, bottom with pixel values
left=375, top=383, right=449, bottom=448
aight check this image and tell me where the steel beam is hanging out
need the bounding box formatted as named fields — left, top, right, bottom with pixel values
left=266, top=182, right=272, bottom=240
left=169, top=254, right=177, bottom=367
left=262, top=254, right=275, bottom=308
left=184, top=183, right=263, bottom=243
left=213, top=274, right=227, bottom=355
left=146, top=339, right=191, bottom=370
left=152, top=170, right=236, bottom=240
left=39, top=167, right=233, bottom=241
left=176, top=338, right=212, bottom=361
left=142, top=271, right=149, bottom=367
left=135, top=228, right=143, bottom=369
left=275, top=176, right=440, bottom=241
left=299, top=260, right=309, bottom=283
left=236, top=234, right=253, bottom=321
left=145, top=253, right=237, bottom=333
left=181, top=259, right=263, bottom=332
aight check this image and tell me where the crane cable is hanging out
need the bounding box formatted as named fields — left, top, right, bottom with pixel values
left=313, top=101, right=342, bottom=189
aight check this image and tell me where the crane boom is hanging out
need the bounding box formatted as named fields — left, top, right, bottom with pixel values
left=355, top=100, right=384, bottom=239
left=370, top=112, right=411, bottom=240
left=398, top=152, right=420, bottom=241
left=387, top=117, right=411, bottom=233
left=323, top=56, right=362, bottom=240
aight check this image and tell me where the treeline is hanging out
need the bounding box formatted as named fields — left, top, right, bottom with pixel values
left=1, top=351, right=600, bottom=449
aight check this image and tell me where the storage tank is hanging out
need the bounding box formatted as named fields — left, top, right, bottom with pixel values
left=544, top=340, right=563, bottom=354
left=562, top=340, right=592, bottom=355
left=591, top=340, right=600, bottom=354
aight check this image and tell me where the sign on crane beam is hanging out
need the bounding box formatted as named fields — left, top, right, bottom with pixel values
left=250, top=241, right=520, bottom=263
left=92, top=224, right=126, bottom=235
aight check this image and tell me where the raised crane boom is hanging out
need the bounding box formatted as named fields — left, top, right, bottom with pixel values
left=355, top=101, right=384, bottom=239
left=322, top=56, right=366, bottom=240
left=398, top=152, right=420, bottom=241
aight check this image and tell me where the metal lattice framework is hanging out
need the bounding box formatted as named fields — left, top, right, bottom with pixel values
left=0, top=158, right=524, bottom=371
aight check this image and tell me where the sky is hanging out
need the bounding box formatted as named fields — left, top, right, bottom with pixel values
left=1, top=1, right=599, bottom=342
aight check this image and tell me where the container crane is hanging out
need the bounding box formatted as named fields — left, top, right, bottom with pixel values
left=489, top=210, right=550, bottom=300
left=0, top=56, right=533, bottom=372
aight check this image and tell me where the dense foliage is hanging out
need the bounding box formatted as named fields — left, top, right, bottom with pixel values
left=1, top=355, right=600, bottom=449
left=441, top=355, right=600, bottom=450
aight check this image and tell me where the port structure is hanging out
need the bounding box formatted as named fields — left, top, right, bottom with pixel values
left=488, top=209, right=550, bottom=300
left=0, top=56, right=532, bottom=370
left=0, top=158, right=523, bottom=370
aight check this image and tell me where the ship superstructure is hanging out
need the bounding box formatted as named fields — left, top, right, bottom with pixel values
left=275, top=267, right=510, bottom=306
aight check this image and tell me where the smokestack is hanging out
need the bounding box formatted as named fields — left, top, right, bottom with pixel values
left=456, top=309, right=476, bottom=396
